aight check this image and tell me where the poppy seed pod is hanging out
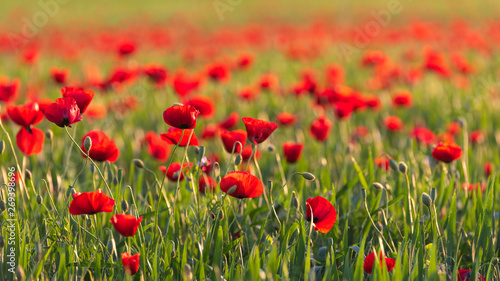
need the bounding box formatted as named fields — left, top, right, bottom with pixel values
left=133, top=159, right=144, bottom=169
left=45, top=129, right=53, bottom=141
left=398, top=162, right=408, bottom=174
left=234, top=154, right=242, bottom=166
left=25, top=169, right=32, bottom=181
left=389, top=159, right=399, bottom=171
left=372, top=182, right=384, bottom=190
left=121, top=200, right=129, bottom=213
left=422, top=193, right=432, bottom=208
left=301, top=172, right=316, bottom=181
left=84, top=136, right=92, bottom=152
left=0, top=140, right=4, bottom=155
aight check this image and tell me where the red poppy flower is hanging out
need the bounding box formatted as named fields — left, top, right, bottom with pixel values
left=220, top=129, right=247, bottom=153
left=383, top=116, right=404, bottom=132
left=110, top=214, right=143, bottom=237
left=161, top=128, right=199, bottom=147
left=241, top=144, right=261, bottom=162
left=163, top=104, right=200, bottom=129
left=16, top=127, right=44, bottom=155
left=484, top=162, right=493, bottom=177
left=276, top=112, right=297, bottom=126
left=392, top=90, right=413, bottom=108
left=410, top=127, right=437, bottom=146
left=282, top=142, right=304, bottom=164
left=220, top=171, right=263, bottom=198
left=305, top=196, right=337, bottom=233
left=118, top=41, right=136, bottom=57
left=85, top=103, right=107, bottom=119
left=81, top=130, right=119, bottom=162
left=50, top=67, right=69, bottom=85
left=325, top=64, right=345, bottom=86
left=143, top=63, right=168, bottom=85
left=235, top=52, right=254, bottom=70
left=121, top=252, right=140, bottom=275
left=432, top=142, right=462, bottom=163
left=7, top=102, right=44, bottom=127
left=242, top=117, right=278, bottom=144
left=184, top=95, right=215, bottom=119
left=361, top=50, right=387, bottom=67
left=61, top=87, right=95, bottom=114
left=258, top=74, right=279, bottom=91
left=201, top=124, right=219, bottom=139
left=144, top=132, right=171, bottom=161
left=469, top=130, right=484, bottom=145
left=457, top=269, right=486, bottom=281
left=238, top=86, right=260, bottom=101
left=363, top=252, right=396, bottom=274
left=205, top=61, right=231, bottom=83
left=447, top=122, right=461, bottom=135
left=172, top=70, right=201, bottom=97
left=364, top=94, right=382, bottom=110
left=351, top=126, right=370, bottom=142
left=374, top=155, right=390, bottom=171
left=310, top=115, right=332, bottom=142
left=333, top=102, right=355, bottom=120
left=198, top=176, right=216, bottom=194
left=69, top=189, right=115, bottom=215
left=159, top=162, right=192, bottom=182
left=0, top=77, right=20, bottom=103
left=462, top=183, right=486, bottom=193
left=219, top=112, right=239, bottom=130
left=44, top=97, right=83, bottom=127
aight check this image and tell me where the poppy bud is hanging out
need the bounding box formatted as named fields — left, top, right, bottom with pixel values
left=372, top=182, right=384, bottom=190
left=226, top=185, right=238, bottom=195
left=84, top=136, right=92, bottom=152
left=117, top=169, right=123, bottom=182
left=267, top=144, right=275, bottom=152
left=15, top=266, right=25, bottom=281
left=90, top=163, right=95, bottom=173
left=121, top=200, right=129, bottom=212
left=67, top=187, right=76, bottom=197
left=0, top=236, right=4, bottom=248
left=25, top=169, right=32, bottom=181
left=492, top=257, right=498, bottom=265
left=361, top=188, right=367, bottom=200
left=198, top=145, right=205, bottom=160
left=45, top=129, right=53, bottom=141
left=113, top=176, right=118, bottom=186
left=216, top=175, right=221, bottom=184
left=290, top=191, right=299, bottom=208
left=430, top=188, right=436, bottom=202
left=184, top=264, right=193, bottom=280
left=0, top=140, right=4, bottom=155
left=36, top=195, right=42, bottom=205
left=86, top=218, right=92, bottom=227
left=327, top=237, right=334, bottom=247
left=422, top=193, right=432, bottom=208
left=389, top=159, right=399, bottom=171
left=133, top=159, right=144, bottom=169
left=398, top=162, right=408, bottom=174
left=234, top=154, right=242, bottom=166
left=301, top=172, right=316, bottom=181
left=346, top=144, right=352, bottom=155
left=107, top=168, right=114, bottom=181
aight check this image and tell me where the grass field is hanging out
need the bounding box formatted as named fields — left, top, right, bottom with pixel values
left=1, top=1, right=500, bottom=280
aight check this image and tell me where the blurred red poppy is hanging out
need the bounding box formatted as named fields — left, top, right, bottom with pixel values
left=144, top=132, right=171, bottom=161
left=198, top=176, right=216, bottom=194
left=16, top=127, right=44, bottom=155
left=163, top=104, right=200, bottom=129
left=374, top=155, right=390, bottom=171
left=457, top=269, right=485, bottom=281
left=446, top=122, right=461, bottom=135
left=159, top=162, right=192, bottom=182
left=410, top=127, right=437, bottom=146
left=363, top=252, right=396, bottom=274
left=85, top=103, right=107, bottom=119
left=44, top=97, right=83, bottom=127
left=143, top=63, right=168, bottom=85
left=0, top=77, right=20, bottom=103
left=276, top=112, right=297, bottom=126
left=462, top=183, right=486, bottom=193
left=305, top=196, right=337, bottom=233
left=333, top=101, right=355, bottom=119
left=310, top=115, right=332, bottom=142
left=219, top=112, right=239, bottom=130
left=484, top=162, right=493, bottom=177
left=383, top=116, right=404, bottom=132
left=241, top=144, right=261, bottom=162
left=206, top=61, right=231, bottom=83
left=282, top=142, right=304, bottom=163
left=121, top=252, right=140, bottom=276
left=392, top=90, right=413, bottom=108
left=118, top=41, right=136, bottom=57
left=259, top=74, right=279, bottom=91
left=61, top=87, right=95, bottom=114
left=469, top=130, right=484, bottom=145
left=242, top=117, right=278, bottom=144
left=184, top=95, right=216, bottom=119
left=172, top=70, right=201, bottom=97
left=7, top=102, right=44, bottom=127
left=220, top=129, right=247, bottom=153
left=220, top=171, right=263, bottom=198
left=81, top=130, right=120, bottom=162
left=161, top=128, right=199, bottom=147
left=238, top=86, right=260, bottom=101
left=50, top=67, right=69, bottom=85
left=110, top=214, right=143, bottom=237
left=432, top=142, right=462, bottom=163
left=69, top=189, right=115, bottom=215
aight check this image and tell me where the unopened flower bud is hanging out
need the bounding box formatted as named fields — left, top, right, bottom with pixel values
left=290, top=191, right=299, bottom=208
left=398, top=162, right=408, bottom=174
left=492, top=257, right=498, bottom=265
left=0, top=140, right=4, bottom=155
left=198, top=145, right=205, bottom=160
left=84, top=136, right=92, bottom=152
left=117, top=168, right=123, bottom=182
left=216, top=175, right=221, bottom=184
left=267, top=144, right=275, bottom=152
left=389, top=159, right=399, bottom=171
left=372, top=182, right=384, bottom=190
left=234, top=154, right=242, bottom=166
left=121, top=200, right=129, bottom=213
left=45, top=129, right=53, bottom=141
left=133, top=159, right=144, bottom=169
left=301, top=172, right=315, bottom=181
left=430, top=188, right=436, bottom=202
left=327, top=237, right=334, bottom=247
left=361, top=188, right=367, bottom=200
left=36, top=195, right=42, bottom=205
left=422, top=193, right=432, bottom=208
left=25, top=169, right=32, bottom=181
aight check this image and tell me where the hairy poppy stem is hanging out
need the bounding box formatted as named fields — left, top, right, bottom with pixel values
left=64, top=126, right=114, bottom=199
